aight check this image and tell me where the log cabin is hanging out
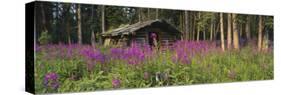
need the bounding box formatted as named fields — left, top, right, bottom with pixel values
left=102, top=19, right=182, bottom=47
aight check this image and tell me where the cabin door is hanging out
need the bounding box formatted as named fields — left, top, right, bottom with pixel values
left=148, top=32, right=159, bottom=47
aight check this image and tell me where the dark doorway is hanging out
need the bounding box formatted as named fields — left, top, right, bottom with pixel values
left=148, top=32, right=159, bottom=47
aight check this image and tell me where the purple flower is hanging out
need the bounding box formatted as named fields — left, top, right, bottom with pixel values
left=112, top=79, right=121, bottom=88
left=38, top=44, right=83, bottom=60
left=80, top=48, right=106, bottom=64
left=171, top=40, right=214, bottom=64
left=43, top=72, right=59, bottom=90
left=80, top=47, right=106, bottom=71
left=110, top=43, right=149, bottom=65
left=110, top=48, right=125, bottom=59
left=124, top=45, right=145, bottom=64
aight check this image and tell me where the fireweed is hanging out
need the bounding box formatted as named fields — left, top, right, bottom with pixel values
left=172, top=41, right=214, bottom=64
left=34, top=40, right=273, bottom=93
left=112, top=78, right=121, bottom=88
left=110, top=47, right=125, bottom=59
left=37, top=44, right=82, bottom=60
left=110, top=43, right=153, bottom=65
left=80, top=47, right=106, bottom=71
left=43, top=72, right=59, bottom=90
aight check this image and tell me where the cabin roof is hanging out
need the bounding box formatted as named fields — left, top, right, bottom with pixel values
left=102, top=19, right=181, bottom=37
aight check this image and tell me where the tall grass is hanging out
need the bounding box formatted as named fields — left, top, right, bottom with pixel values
left=34, top=41, right=273, bottom=93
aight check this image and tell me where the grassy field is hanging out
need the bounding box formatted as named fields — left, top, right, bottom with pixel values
left=34, top=41, right=273, bottom=93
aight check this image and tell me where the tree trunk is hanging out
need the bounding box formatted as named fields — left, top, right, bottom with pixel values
left=262, top=24, right=268, bottom=51
left=141, top=8, right=146, bottom=21
left=91, top=30, right=96, bottom=46
left=214, top=19, right=219, bottom=41
left=220, top=13, right=225, bottom=51
left=239, top=24, right=243, bottom=37
left=189, top=12, right=193, bottom=40
left=232, top=14, right=240, bottom=50
left=55, top=3, right=60, bottom=43
left=156, top=9, right=158, bottom=19
left=77, top=4, right=82, bottom=44
left=179, top=12, right=184, bottom=40
left=197, top=25, right=200, bottom=41
left=66, top=21, right=71, bottom=44
left=203, top=29, right=206, bottom=40
left=210, top=17, right=214, bottom=40
left=91, top=6, right=96, bottom=46
left=40, top=3, right=48, bottom=33
left=258, top=15, right=263, bottom=51
left=101, top=5, right=105, bottom=33
left=216, top=18, right=220, bottom=41
left=64, top=4, right=71, bottom=45
left=185, top=11, right=189, bottom=40
left=197, top=12, right=200, bottom=41
left=139, top=8, right=142, bottom=22
left=227, top=13, right=232, bottom=49
left=192, top=12, right=196, bottom=40
left=245, top=16, right=251, bottom=41
left=147, top=8, right=150, bottom=20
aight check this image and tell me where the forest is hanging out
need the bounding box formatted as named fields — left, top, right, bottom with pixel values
left=35, top=2, right=273, bottom=47
left=33, top=1, right=273, bottom=93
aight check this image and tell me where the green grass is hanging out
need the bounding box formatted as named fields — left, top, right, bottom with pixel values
left=34, top=45, right=273, bottom=93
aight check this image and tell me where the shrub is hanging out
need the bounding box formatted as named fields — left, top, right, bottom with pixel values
left=39, top=31, right=51, bottom=45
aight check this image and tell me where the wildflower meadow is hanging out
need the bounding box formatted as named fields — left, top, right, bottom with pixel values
left=34, top=41, right=273, bottom=93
